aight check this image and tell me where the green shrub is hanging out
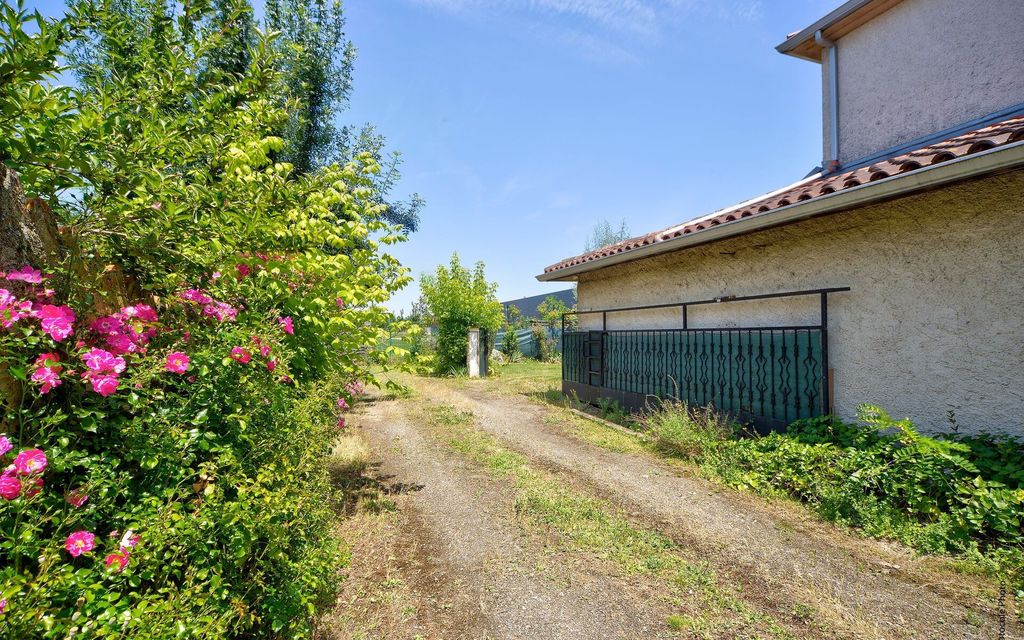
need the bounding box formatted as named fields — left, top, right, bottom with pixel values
left=643, top=402, right=1024, bottom=586
left=0, top=3, right=410, bottom=636
left=501, top=328, right=521, bottom=361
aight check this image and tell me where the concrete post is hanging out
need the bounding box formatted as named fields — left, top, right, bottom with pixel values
left=467, top=327, right=481, bottom=378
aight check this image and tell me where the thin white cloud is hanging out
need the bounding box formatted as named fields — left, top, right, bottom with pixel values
left=407, top=0, right=763, bottom=62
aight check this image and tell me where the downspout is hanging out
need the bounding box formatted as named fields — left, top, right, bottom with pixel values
left=816, top=29, right=840, bottom=172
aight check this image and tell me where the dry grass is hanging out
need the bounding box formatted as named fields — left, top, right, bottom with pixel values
left=327, top=432, right=372, bottom=482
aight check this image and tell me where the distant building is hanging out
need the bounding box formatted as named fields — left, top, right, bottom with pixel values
left=502, top=289, right=576, bottom=323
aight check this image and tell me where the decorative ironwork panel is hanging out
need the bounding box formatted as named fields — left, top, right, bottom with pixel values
left=564, top=328, right=825, bottom=425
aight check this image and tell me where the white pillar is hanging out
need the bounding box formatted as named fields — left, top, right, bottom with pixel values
left=467, top=327, right=481, bottom=378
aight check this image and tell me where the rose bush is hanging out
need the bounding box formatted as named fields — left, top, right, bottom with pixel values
left=0, top=2, right=412, bottom=637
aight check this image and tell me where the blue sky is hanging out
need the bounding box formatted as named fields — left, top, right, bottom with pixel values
left=30, top=0, right=838, bottom=313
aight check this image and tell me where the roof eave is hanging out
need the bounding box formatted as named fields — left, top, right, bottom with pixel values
left=776, top=0, right=904, bottom=62
left=536, top=141, right=1024, bottom=282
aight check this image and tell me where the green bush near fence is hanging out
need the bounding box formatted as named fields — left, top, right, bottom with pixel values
left=647, top=402, right=1024, bottom=587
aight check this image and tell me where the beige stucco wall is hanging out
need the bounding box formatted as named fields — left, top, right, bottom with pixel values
left=821, top=0, right=1024, bottom=165
left=575, top=170, right=1024, bottom=435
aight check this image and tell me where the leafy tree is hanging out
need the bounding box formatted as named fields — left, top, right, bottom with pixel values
left=419, top=253, right=503, bottom=374
left=536, top=294, right=577, bottom=329
left=505, top=303, right=524, bottom=330
left=584, top=218, right=631, bottom=251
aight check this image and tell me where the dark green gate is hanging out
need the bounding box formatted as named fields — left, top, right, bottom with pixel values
left=561, top=288, right=848, bottom=432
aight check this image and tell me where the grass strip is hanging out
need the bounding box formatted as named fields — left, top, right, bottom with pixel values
left=422, top=403, right=802, bottom=639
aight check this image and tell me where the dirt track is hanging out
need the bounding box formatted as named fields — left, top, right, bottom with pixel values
left=322, top=375, right=1021, bottom=640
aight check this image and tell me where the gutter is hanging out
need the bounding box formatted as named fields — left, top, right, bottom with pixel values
left=815, top=29, right=840, bottom=171
left=536, top=140, right=1024, bottom=282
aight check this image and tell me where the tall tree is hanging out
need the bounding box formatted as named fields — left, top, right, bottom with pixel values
left=584, top=218, right=631, bottom=251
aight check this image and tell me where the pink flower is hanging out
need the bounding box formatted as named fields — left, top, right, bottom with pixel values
left=90, top=315, right=124, bottom=335
left=13, top=449, right=47, bottom=474
left=266, top=358, right=277, bottom=373
left=31, top=365, right=61, bottom=394
left=346, top=381, right=364, bottom=396
left=105, top=332, right=138, bottom=355
left=38, top=305, right=76, bottom=341
left=336, top=397, right=349, bottom=411
left=64, top=530, right=96, bottom=557
left=122, top=304, right=158, bottom=322
left=86, top=372, right=119, bottom=397
left=0, top=435, right=11, bottom=456
left=0, top=474, right=20, bottom=500
left=0, top=288, right=14, bottom=309
left=6, top=266, right=43, bottom=284
left=165, top=351, right=190, bottom=373
left=0, top=598, right=6, bottom=614
left=82, top=348, right=126, bottom=374
left=179, top=289, right=213, bottom=305
left=336, top=418, right=346, bottom=430
left=229, top=347, right=251, bottom=364
left=236, top=263, right=251, bottom=278
left=278, top=316, right=294, bottom=335
left=202, top=302, right=238, bottom=322
left=211, top=271, right=222, bottom=281
left=259, top=344, right=271, bottom=358
left=66, top=488, right=88, bottom=508
left=335, top=297, right=346, bottom=309
left=105, top=549, right=130, bottom=573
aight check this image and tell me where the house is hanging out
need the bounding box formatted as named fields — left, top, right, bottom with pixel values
left=537, top=0, right=1024, bottom=434
left=502, top=288, right=576, bottom=324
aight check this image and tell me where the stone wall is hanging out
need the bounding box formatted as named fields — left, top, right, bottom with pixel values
left=575, top=170, right=1024, bottom=435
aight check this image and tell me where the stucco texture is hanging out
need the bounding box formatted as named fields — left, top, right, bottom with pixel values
left=822, top=0, right=1024, bottom=165
left=575, top=170, right=1024, bottom=435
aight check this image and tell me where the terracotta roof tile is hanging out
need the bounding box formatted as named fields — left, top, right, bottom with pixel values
left=543, top=114, right=1024, bottom=275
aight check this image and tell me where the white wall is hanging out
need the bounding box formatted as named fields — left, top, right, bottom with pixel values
left=821, top=0, right=1024, bottom=165
left=575, top=171, right=1024, bottom=435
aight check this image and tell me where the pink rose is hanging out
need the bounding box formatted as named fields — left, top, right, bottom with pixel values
left=179, top=289, right=212, bottom=305
left=86, top=372, right=119, bottom=397
left=336, top=397, right=349, bottom=411
left=82, top=348, right=126, bottom=374
left=0, top=597, right=7, bottom=614
left=236, top=264, right=251, bottom=278
left=165, top=351, right=190, bottom=374
left=259, top=344, right=271, bottom=358
left=66, top=488, right=88, bottom=508
left=64, top=530, right=96, bottom=557
left=0, top=474, right=20, bottom=500
left=5, top=266, right=43, bottom=284
left=229, top=347, right=251, bottom=364
left=39, top=305, right=76, bottom=341
left=121, top=304, right=157, bottom=322
left=0, top=434, right=11, bottom=457
left=90, top=315, right=124, bottom=335
left=13, top=448, right=47, bottom=474
left=266, top=358, right=277, bottom=373
left=335, top=297, right=345, bottom=309
left=31, top=365, right=61, bottom=394
left=336, top=418, right=346, bottom=430
left=105, top=549, right=130, bottom=573
left=277, top=316, right=294, bottom=335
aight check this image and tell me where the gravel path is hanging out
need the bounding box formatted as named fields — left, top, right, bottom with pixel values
left=412, top=376, right=1022, bottom=640
left=352, top=395, right=680, bottom=640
